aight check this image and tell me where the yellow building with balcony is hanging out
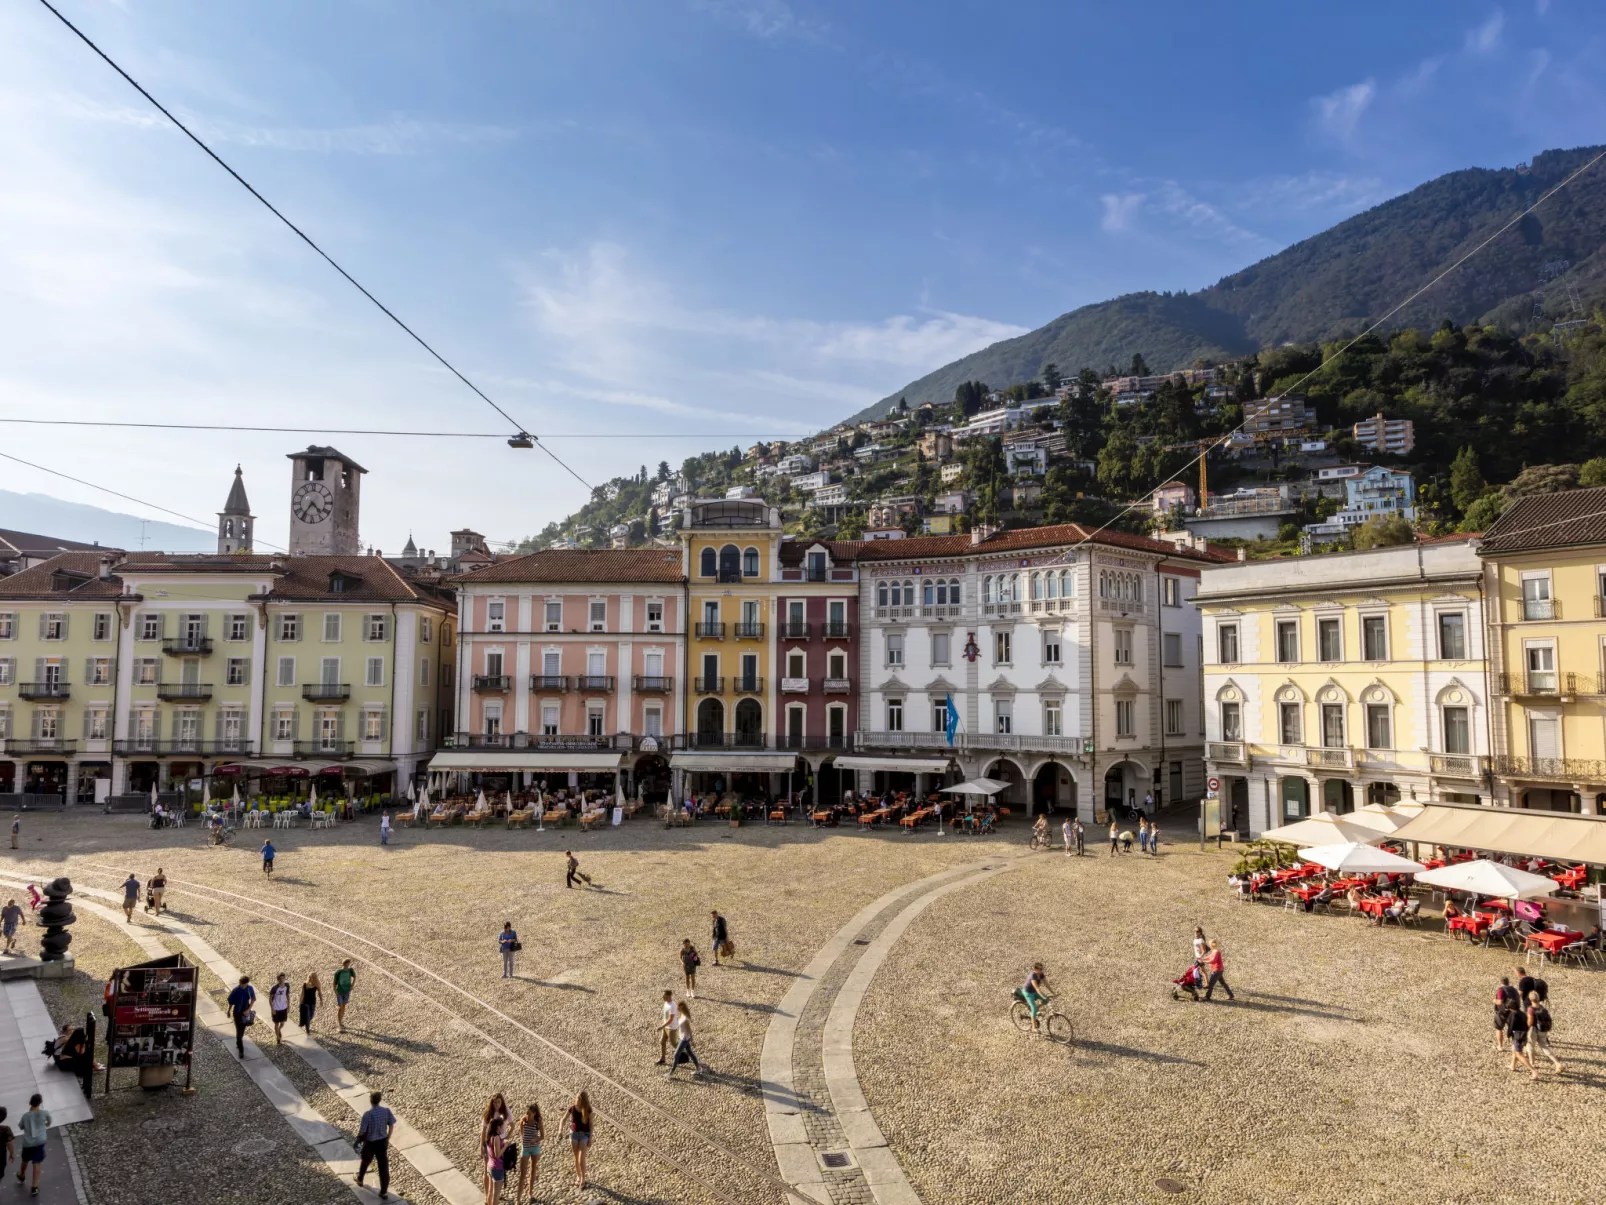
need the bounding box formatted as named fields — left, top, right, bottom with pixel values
left=1199, top=536, right=1488, bottom=835
left=1479, top=486, right=1606, bottom=812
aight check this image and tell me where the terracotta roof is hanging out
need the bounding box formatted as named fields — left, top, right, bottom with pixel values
left=0, top=552, right=125, bottom=598
left=261, top=556, right=442, bottom=603
left=0, top=528, right=108, bottom=556
left=825, top=524, right=1233, bottom=564
left=1478, top=486, right=1606, bottom=555
left=451, top=548, right=685, bottom=585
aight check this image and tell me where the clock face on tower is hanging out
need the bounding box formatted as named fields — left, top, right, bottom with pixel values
left=293, top=481, right=334, bottom=524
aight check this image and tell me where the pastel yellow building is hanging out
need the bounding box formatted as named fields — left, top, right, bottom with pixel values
left=1479, top=487, right=1606, bottom=812
left=1200, top=537, right=1488, bottom=835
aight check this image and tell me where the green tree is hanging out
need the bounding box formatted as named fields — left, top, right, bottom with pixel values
left=1579, top=457, right=1606, bottom=488
left=967, top=436, right=1008, bottom=525
left=1129, top=353, right=1150, bottom=377
left=954, top=381, right=990, bottom=416
left=837, top=511, right=865, bottom=540
left=656, top=460, right=671, bottom=481
left=1449, top=446, right=1486, bottom=512
left=1461, top=492, right=1509, bottom=532
left=897, top=396, right=909, bottom=413
left=1041, top=362, right=1062, bottom=393
left=1096, top=427, right=1139, bottom=498
left=1351, top=515, right=1415, bottom=549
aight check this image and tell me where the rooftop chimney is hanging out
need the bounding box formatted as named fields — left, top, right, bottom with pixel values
left=98, top=556, right=114, bottom=581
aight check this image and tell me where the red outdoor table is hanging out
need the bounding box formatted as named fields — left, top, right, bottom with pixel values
left=1526, top=930, right=1582, bottom=958
left=1356, top=897, right=1399, bottom=918
left=1448, top=915, right=1490, bottom=938
left=1290, top=884, right=1326, bottom=902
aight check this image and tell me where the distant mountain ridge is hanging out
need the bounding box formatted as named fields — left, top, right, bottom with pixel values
left=0, top=490, right=212, bottom=553
left=854, top=145, right=1606, bottom=422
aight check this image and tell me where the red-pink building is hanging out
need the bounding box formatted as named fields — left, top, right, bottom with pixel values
left=449, top=549, right=685, bottom=793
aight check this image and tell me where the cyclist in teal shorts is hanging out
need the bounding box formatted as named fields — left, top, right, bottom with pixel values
left=1019, top=963, right=1051, bottom=1030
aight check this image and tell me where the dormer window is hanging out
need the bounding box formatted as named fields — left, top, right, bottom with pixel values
left=327, top=571, right=360, bottom=594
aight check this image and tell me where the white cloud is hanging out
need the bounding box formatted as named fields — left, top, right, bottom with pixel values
left=1311, top=79, right=1375, bottom=143
left=1100, top=193, right=1144, bottom=232
left=1238, top=170, right=1388, bottom=216
left=1150, top=183, right=1266, bottom=249
left=1466, top=10, right=1505, bottom=54
left=690, top=0, right=826, bottom=43
left=1527, top=48, right=1551, bottom=87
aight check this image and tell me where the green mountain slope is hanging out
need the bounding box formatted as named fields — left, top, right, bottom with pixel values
left=856, top=144, right=1606, bottom=421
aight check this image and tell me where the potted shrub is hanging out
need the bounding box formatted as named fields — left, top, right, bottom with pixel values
left=730, top=801, right=745, bottom=828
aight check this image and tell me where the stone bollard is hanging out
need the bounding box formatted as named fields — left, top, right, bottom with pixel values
left=38, top=878, right=75, bottom=962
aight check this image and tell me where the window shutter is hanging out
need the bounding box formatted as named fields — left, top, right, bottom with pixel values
left=34, top=658, right=44, bottom=683
left=31, top=710, right=43, bottom=739
left=59, top=614, right=69, bottom=640
left=240, top=660, right=250, bottom=686
left=150, top=710, right=162, bottom=741
left=199, top=614, right=210, bottom=638
left=37, top=614, right=48, bottom=639
left=83, top=708, right=94, bottom=739
left=334, top=713, right=345, bottom=741
left=377, top=709, right=388, bottom=741
left=291, top=709, right=300, bottom=741
left=84, top=658, right=94, bottom=684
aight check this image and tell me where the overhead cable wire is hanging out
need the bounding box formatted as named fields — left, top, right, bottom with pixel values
left=34, top=0, right=593, bottom=492
left=0, top=416, right=809, bottom=440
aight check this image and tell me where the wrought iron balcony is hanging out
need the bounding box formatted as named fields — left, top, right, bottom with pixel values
left=695, top=622, right=726, bottom=639
left=0, top=738, right=76, bottom=755
left=686, top=731, right=770, bottom=750
left=113, top=739, right=256, bottom=756
left=156, top=682, right=213, bottom=701
left=293, top=740, right=355, bottom=759
left=632, top=675, right=674, bottom=692
left=733, top=676, right=764, bottom=694
left=1521, top=597, right=1559, bottom=621
left=1492, top=755, right=1606, bottom=782
left=16, top=682, right=69, bottom=701
left=530, top=674, right=571, bottom=691
left=577, top=675, right=615, bottom=692
left=735, top=622, right=766, bottom=640
left=780, top=622, right=811, bottom=639
left=453, top=732, right=630, bottom=751
left=822, top=622, right=852, bottom=639
left=472, top=674, right=512, bottom=693
left=780, top=677, right=810, bottom=693
left=855, top=730, right=1076, bottom=755
left=301, top=683, right=352, bottom=701
left=780, top=733, right=850, bottom=750
left=1207, top=741, right=1246, bottom=765
left=161, top=637, right=213, bottom=656
left=694, top=676, right=724, bottom=694
left=822, top=677, right=852, bottom=693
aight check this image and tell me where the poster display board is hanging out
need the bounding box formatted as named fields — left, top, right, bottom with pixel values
left=107, top=954, right=197, bottom=1085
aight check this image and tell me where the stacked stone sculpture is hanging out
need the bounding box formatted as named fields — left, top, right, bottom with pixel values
left=38, top=878, right=75, bottom=962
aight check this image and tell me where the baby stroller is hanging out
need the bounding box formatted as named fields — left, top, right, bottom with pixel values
left=1171, top=963, right=1203, bottom=1001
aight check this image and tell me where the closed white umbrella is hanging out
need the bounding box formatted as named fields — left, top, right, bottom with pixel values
left=1261, top=811, right=1382, bottom=846
left=475, top=788, right=488, bottom=813
left=1297, top=842, right=1425, bottom=875
left=309, top=782, right=318, bottom=809
left=1414, top=859, right=1559, bottom=901
left=416, top=784, right=429, bottom=819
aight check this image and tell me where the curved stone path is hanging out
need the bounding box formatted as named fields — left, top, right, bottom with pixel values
left=760, top=859, right=1017, bottom=1205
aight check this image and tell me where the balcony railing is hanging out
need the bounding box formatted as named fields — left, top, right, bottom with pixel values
left=733, top=676, right=764, bottom=694
left=822, top=677, right=852, bottom=693
left=1306, top=747, right=1354, bottom=769
left=780, top=677, right=810, bottom=693
left=735, top=622, right=766, bottom=640
left=0, top=739, right=76, bottom=755
left=16, top=682, right=70, bottom=701
left=161, top=637, right=213, bottom=656
left=632, top=675, right=673, bottom=692
left=822, top=622, right=853, bottom=639
left=695, top=676, right=724, bottom=694
left=686, top=731, right=770, bottom=750
left=293, top=740, right=355, bottom=759
left=855, top=730, right=1079, bottom=755
left=695, top=622, right=726, bottom=639
left=473, top=675, right=512, bottom=693
left=780, top=733, right=850, bottom=750
left=577, top=675, right=616, bottom=692
left=1207, top=741, right=1246, bottom=765
left=453, top=732, right=630, bottom=751
left=1522, top=598, right=1559, bottom=621
left=156, top=683, right=213, bottom=701
left=1429, top=753, right=1484, bottom=778
left=302, top=683, right=351, bottom=701
left=1493, top=755, right=1606, bottom=782
left=113, top=739, right=256, bottom=757
left=780, top=622, right=811, bottom=639
left=530, top=674, right=571, bottom=691
left=1495, top=671, right=1593, bottom=697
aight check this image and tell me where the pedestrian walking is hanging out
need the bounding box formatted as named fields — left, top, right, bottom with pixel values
left=1516, top=966, right=1549, bottom=1006
left=680, top=939, right=700, bottom=998
left=500, top=922, right=519, bottom=978
left=334, top=959, right=356, bottom=1032
left=269, top=973, right=291, bottom=1045
left=1506, top=996, right=1536, bottom=1079
left=666, top=999, right=703, bottom=1079
left=565, top=849, right=580, bottom=889
left=261, top=839, right=276, bottom=876
left=1143, top=791, right=1153, bottom=816
left=1108, top=820, right=1119, bottom=856
left=1136, top=819, right=1150, bottom=855
left=0, top=1107, right=13, bottom=1186
left=14, top=1094, right=48, bottom=1197
left=148, top=868, right=167, bottom=916
left=483, top=1115, right=508, bottom=1204
left=566, top=1091, right=593, bottom=1192
left=656, top=989, right=677, bottom=1065
left=1072, top=816, right=1085, bottom=856
left=711, top=910, right=730, bottom=965
left=118, top=874, right=139, bottom=931
left=1149, top=821, right=1161, bottom=857
left=1526, top=991, right=1562, bottom=1075
left=1203, top=939, right=1235, bottom=1001
left=356, top=1090, right=395, bottom=1201
left=9, top=815, right=18, bottom=850
left=2, top=899, right=22, bottom=954
left=379, top=811, right=391, bottom=846
left=226, top=975, right=256, bottom=1058
left=1061, top=817, right=1073, bottom=856
left=1493, top=976, right=1520, bottom=1051
left=514, top=1102, right=544, bottom=1203
left=298, top=971, right=322, bottom=1032
left=1192, top=926, right=1208, bottom=966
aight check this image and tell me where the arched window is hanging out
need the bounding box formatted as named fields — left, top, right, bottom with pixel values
left=1009, top=573, right=1020, bottom=601
left=904, top=579, right=915, bottom=603
left=743, top=547, right=759, bottom=577
left=877, top=581, right=888, bottom=607
left=700, top=548, right=717, bottom=577
left=1098, top=571, right=1107, bottom=599
left=1060, top=570, right=1072, bottom=598
left=948, top=578, right=961, bottom=604
left=888, top=581, right=901, bottom=606
left=983, top=575, right=994, bottom=603
left=719, top=544, right=740, bottom=580
left=935, top=581, right=947, bottom=605
left=922, top=581, right=934, bottom=605
left=1132, top=574, right=1143, bottom=602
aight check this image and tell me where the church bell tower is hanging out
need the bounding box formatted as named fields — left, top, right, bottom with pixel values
left=287, top=446, right=365, bottom=556
left=217, top=465, right=254, bottom=554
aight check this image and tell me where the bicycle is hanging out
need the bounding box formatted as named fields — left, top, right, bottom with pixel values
left=206, top=824, right=235, bottom=849
left=1010, top=991, right=1074, bottom=1043
left=1028, top=829, right=1051, bottom=851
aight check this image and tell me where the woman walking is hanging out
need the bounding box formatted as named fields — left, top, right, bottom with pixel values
left=566, top=1090, right=593, bottom=1192
left=1192, top=926, right=1208, bottom=967
left=1526, top=992, right=1562, bottom=1075
left=482, top=1115, right=508, bottom=1204
left=268, top=973, right=291, bottom=1046
left=1108, top=820, right=1119, bottom=856
left=666, top=1000, right=702, bottom=1078
left=480, top=1093, right=510, bottom=1195
left=298, top=971, right=322, bottom=1033
left=680, top=939, right=700, bottom=999
left=514, top=1102, right=544, bottom=1204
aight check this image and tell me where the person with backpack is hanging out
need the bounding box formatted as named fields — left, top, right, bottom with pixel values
left=710, top=910, right=731, bottom=965
left=14, top=1095, right=48, bottom=1197
left=1492, top=976, right=1520, bottom=1052
left=680, top=939, right=700, bottom=998
left=226, top=975, right=256, bottom=1058
left=334, top=959, right=357, bottom=1032
left=483, top=1115, right=508, bottom=1203
left=1526, top=990, right=1562, bottom=1075
left=1505, top=994, right=1536, bottom=1078
left=499, top=922, right=519, bottom=979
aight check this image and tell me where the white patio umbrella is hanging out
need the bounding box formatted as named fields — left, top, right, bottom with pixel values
left=308, top=782, right=318, bottom=809
left=506, top=790, right=514, bottom=815
left=1347, top=804, right=1413, bottom=835
left=1297, top=842, right=1425, bottom=875
left=150, top=783, right=158, bottom=807
left=475, top=788, right=488, bottom=813
left=1261, top=811, right=1382, bottom=847
left=406, top=779, right=416, bottom=804
left=415, top=784, right=429, bottom=819
left=1414, top=859, right=1559, bottom=901
left=941, top=778, right=1009, bottom=796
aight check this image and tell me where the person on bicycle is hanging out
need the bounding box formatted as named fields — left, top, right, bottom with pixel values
left=1020, top=963, right=1051, bottom=1031
left=1031, top=814, right=1048, bottom=846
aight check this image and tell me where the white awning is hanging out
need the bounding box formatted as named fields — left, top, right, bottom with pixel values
left=834, top=756, right=952, bottom=773
left=427, top=751, right=624, bottom=773
left=1391, top=803, right=1606, bottom=864
left=670, top=752, right=797, bottom=772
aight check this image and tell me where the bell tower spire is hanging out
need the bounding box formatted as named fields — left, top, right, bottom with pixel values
left=218, top=465, right=254, bottom=554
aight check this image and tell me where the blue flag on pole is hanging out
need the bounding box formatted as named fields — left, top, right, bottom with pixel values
left=945, top=692, right=959, bottom=746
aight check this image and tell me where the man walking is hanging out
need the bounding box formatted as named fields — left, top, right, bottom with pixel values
left=333, top=959, right=356, bottom=1032
left=226, top=975, right=256, bottom=1058
left=1072, top=816, right=1085, bottom=856
left=0, top=899, right=21, bottom=954
left=1203, top=940, right=1235, bottom=1002
left=1061, top=816, right=1073, bottom=857
left=379, top=811, right=391, bottom=846
left=656, top=989, right=676, bottom=1065
left=710, top=911, right=730, bottom=966
left=14, top=1094, right=48, bottom=1197
left=565, top=850, right=580, bottom=889
left=121, top=872, right=141, bottom=923
left=500, top=922, right=519, bottom=979
left=355, top=1090, right=396, bottom=1200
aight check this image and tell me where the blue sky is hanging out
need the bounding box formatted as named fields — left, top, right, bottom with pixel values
left=2, top=0, right=1602, bottom=552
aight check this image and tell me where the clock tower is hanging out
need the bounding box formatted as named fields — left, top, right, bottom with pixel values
left=287, top=445, right=365, bottom=556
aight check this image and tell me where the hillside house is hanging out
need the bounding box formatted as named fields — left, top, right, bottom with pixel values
left=1005, top=444, right=1048, bottom=476
left=940, top=464, right=965, bottom=484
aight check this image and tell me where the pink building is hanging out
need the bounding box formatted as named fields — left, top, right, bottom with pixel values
left=449, top=549, right=685, bottom=794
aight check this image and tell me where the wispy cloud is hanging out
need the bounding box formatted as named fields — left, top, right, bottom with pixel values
left=1150, top=183, right=1267, bottom=248
left=1311, top=79, right=1375, bottom=143
left=689, top=0, right=827, bottom=43
left=1237, top=169, right=1388, bottom=216
left=1100, top=193, right=1144, bottom=233
left=1465, top=10, right=1505, bottom=54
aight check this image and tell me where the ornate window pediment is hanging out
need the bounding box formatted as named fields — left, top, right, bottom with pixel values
left=1360, top=678, right=1399, bottom=705
left=1274, top=679, right=1307, bottom=704
left=1110, top=673, right=1140, bottom=695
left=1214, top=679, right=1244, bottom=702
left=1315, top=678, right=1351, bottom=704
left=1435, top=678, right=1478, bottom=707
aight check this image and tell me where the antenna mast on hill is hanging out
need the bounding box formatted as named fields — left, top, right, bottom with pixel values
left=1533, top=259, right=1587, bottom=336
